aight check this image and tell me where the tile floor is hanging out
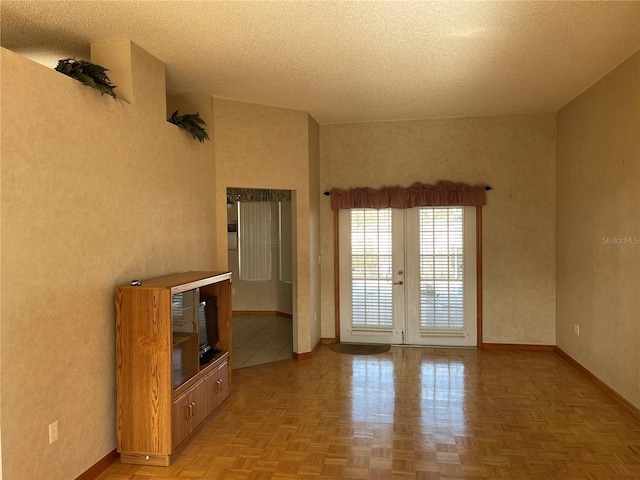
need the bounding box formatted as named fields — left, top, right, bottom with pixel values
left=231, top=314, right=293, bottom=369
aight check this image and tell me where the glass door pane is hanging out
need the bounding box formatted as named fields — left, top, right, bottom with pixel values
left=405, top=206, right=477, bottom=346
left=172, top=290, right=200, bottom=388
left=339, top=208, right=404, bottom=344
left=419, top=207, right=464, bottom=333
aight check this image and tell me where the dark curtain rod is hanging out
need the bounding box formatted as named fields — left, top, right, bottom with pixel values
left=323, top=186, right=492, bottom=196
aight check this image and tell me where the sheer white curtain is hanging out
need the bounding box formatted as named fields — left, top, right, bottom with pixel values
left=238, top=201, right=272, bottom=281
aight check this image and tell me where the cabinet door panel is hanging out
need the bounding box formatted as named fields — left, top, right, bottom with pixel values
left=172, top=392, right=191, bottom=449
left=203, top=371, right=218, bottom=417
left=217, top=361, right=230, bottom=405
left=190, top=379, right=208, bottom=428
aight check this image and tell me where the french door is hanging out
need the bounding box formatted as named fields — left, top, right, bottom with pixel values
left=339, top=206, right=477, bottom=346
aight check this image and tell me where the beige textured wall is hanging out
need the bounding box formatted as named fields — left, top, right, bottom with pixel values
left=213, top=99, right=318, bottom=353
left=319, top=114, right=557, bottom=344
left=0, top=44, right=216, bottom=479
left=276, top=201, right=293, bottom=316
left=556, top=51, right=640, bottom=408
left=308, top=115, right=322, bottom=349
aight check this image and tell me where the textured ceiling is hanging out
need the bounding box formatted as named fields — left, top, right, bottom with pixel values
left=2, top=1, right=639, bottom=124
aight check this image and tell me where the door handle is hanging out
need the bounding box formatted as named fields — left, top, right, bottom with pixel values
left=393, top=281, right=404, bottom=285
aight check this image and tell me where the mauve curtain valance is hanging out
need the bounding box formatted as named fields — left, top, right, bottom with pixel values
left=329, top=181, right=487, bottom=211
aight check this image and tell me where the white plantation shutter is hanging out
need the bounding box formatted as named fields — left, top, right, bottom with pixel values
left=350, top=209, right=394, bottom=331
left=238, top=201, right=272, bottom=281
left=419, top=207, right=465, bottom=333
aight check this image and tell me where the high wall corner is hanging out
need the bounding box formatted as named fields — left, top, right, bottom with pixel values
left=90, top=40, right=166, bottom=120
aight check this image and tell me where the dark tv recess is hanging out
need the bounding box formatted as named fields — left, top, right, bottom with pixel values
left=198, top=290, right=220, bottom=365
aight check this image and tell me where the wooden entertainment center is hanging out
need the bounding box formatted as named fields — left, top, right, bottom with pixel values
left=115, top=271, right=232, bottom=466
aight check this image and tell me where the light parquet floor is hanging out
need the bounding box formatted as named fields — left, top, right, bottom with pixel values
left=98, top=346, right=640, bottom=480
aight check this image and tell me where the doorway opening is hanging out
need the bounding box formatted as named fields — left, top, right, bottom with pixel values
left=226, top=187, right=294, bottom=368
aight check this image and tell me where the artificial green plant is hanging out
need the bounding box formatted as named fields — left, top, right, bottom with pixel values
left=168, top=110, right=210, bottom=143
left=54, top=58, right=117, bottom=99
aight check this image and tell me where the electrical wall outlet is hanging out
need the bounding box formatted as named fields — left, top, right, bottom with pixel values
left=49, top=421, right=59, bottom=444
left=574, top=323, right=580, bottom=336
